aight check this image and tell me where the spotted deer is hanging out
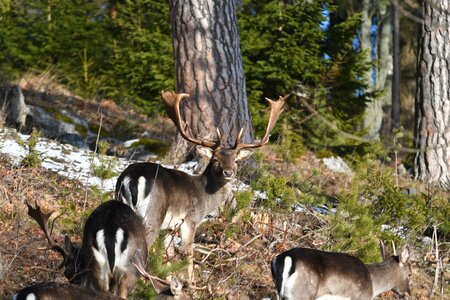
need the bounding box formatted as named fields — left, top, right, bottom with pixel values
left=26, top=200, right=152, bottom=299
left=271, top=246, right=411, bottom=300
left=115, top=91, right=285, bottom=283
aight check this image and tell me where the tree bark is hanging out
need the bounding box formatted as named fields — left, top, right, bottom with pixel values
left=168, top=0, right=253, bottom=163
left=391, top=1, right=400, bottom=131
left=378, top=1, right=394, bottom=136
left=414, top=0, right=450, bottom=189
left=360, top=0, right=383, bottom=140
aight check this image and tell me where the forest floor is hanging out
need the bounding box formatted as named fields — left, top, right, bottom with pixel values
left=0, top=77, right=449, bottom=299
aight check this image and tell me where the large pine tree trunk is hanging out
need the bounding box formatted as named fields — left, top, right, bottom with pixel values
left=168, top=0, right=253, bottom=163
left=414, top=0, right=450, bottom=189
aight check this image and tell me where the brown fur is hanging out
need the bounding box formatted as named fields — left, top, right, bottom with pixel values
left=271, top=247, right=411, bottom=300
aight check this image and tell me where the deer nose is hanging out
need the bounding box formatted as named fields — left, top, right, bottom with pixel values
left=223, top=170, right=234, bottom=178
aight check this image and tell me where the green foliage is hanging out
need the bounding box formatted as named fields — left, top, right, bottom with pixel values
left=1, top=0, right=374, bottom=158
left=247, top=152, right=325, bottom=212
left=329, top=159, right=429, bottom=262
left=0, top=0, right=113, bottom=96
left=20, top=129, right=43, bottom=167
left=104, top=0, right=174, bottom=115
left=91, top=140, right=118, bottom=180
left=238, top=1, right=373, bottom=157
left=329, top=192, right=381, bottom=262
left=133, top=232, right=188, bottom=299
left=130, top=138, right=171, bottom=158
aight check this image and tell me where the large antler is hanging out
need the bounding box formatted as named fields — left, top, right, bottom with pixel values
left=234, top=95, right=287, bottom=150
left=26, top=201, right=66, bottom=267
left=161, top=91, right=220, bottom=149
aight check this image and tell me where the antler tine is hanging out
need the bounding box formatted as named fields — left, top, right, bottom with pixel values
left=26, top=202, right=67, bottom=266
left=235, top=94, right=287, bottom=150
left=379, top=238, right=386, bottom=259
left=233, top=127, right=245, bottom=149
left=161, top=91, right=219, bottom=149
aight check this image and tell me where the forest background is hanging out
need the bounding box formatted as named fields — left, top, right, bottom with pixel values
left=1, top=0, right=450, bottom=299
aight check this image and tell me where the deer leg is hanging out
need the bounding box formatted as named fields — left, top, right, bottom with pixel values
left=118, top=273, right=128, bottom=299
left=180, top=222, right=196, bottom=285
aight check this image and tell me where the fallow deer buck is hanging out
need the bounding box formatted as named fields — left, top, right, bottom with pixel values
left=271, top=246, right=411, bottom=300
left=27, top=200, right=155, bottom=299
left=115, top=91, right=285, bottom=283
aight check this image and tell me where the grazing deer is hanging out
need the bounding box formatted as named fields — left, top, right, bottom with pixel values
left=13, top=282, right=121, bottom=300
left=27, top=200, right=149, bottom=299
left=12, top=278, right=190, bottom=300
left=115, top=91, right=285, bottom=282
left=271, top=246, right=411, bottom=300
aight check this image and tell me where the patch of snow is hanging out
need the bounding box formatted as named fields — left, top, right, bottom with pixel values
left=0, top=128, right=127, bottom=192
left=381, top=224, right=406, bottom=238
left=123, top=138, right=140, bottom=148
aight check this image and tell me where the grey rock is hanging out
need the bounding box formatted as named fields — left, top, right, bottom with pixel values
left=0, top=85, right=29, bottom=128
left=321, top=156, right=352, bottom=174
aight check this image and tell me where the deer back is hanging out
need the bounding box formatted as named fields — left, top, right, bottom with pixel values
left=75, top=200, right=148, bottom=291
left=271, top=248, right=373, bottom=300
left=27, top=200, right=148, bottom=298
left=13, top=282, right=121, bottom=300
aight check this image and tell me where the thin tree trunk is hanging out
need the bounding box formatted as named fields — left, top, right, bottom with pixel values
left=391, top=1, right=400, bottom=130
left=414, top=0, right=450, bottom=189
left=168, top=0, right=253, bottom=163
left=378, top=1, right=394, bottom=136
left=361, top=0, right=382, bottom=140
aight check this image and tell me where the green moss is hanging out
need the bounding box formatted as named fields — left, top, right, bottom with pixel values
left=88, top=123, right=110, bottom=138
left=46, top=107, right=74, bottom=124
left=130, top=138, right=170, bottom=157
left=75, top=123, right=88, bottom=138
left=113, top=119, right=139, bottom=140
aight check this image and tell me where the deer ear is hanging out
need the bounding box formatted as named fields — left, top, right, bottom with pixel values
left=400, top=247, right=410, bottom=265
left=196, top=145, right=214, bottom=159
left=170, top=276, right=183, bottom=296
left=236, top=148, right=254, bottom=161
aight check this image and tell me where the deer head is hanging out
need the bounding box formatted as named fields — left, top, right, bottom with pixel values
left=161, top=91, right=286, bottom=182
left=27, top=201, right=83, bottom=284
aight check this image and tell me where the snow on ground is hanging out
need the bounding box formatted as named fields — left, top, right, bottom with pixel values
left=0, top=128, right=126, bottom=192
left=0, top=128, right=210, bottom=193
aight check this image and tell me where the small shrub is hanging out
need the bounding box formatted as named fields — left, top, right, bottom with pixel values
left=328, top=192, right=382, bottom=262
left=19, top=129, right=43, bottom=167
left=329, top=159, right=430, bottom=262
left=133, top=232, right=188, bottom=299
left=91, top=140, right=118, bottom=180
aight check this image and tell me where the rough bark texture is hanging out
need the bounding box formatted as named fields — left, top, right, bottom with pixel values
left=414, top=0, right=450, bottom=189
left=168, top=0, right=253, bottom=163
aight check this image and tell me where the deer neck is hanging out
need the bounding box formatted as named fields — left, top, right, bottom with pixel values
left=200, top=164, right=233, bottom=211
left=366, top=258, right=397, bottom=297
left=202, top=163, right=232, bottom=194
